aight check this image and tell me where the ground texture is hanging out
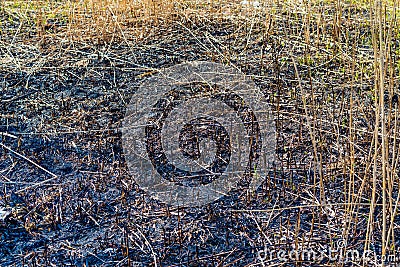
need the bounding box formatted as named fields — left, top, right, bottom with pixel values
left=1, top=2, right=400, bottom=266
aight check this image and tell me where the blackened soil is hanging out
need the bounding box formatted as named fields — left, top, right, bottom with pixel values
left=0, top=16, right=388, bottom=267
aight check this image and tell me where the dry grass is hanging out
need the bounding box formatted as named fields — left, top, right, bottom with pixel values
left=2, top=0, right=252, bottom=43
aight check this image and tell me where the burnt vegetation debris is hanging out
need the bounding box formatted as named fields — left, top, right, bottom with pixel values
left=1, top=0, right=400, bottom=266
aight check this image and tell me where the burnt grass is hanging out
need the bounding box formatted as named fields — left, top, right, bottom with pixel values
left=1, top=8, right=399, bottom=267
